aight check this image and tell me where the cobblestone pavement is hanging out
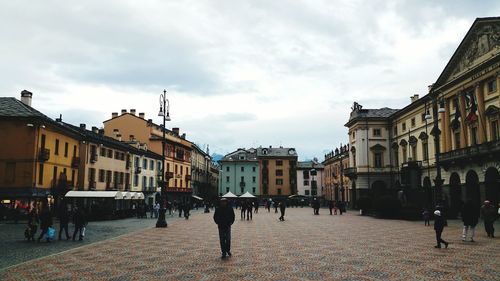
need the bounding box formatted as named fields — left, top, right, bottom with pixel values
left=1, top=208, right=499, bottom=281
left=0, top=210, right=201, bottom=271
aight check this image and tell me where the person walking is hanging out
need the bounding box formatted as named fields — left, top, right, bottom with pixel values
left=58, top=204, right=70, bottom=240
left=214, top=198, right=235, bottom=259
left=433, top=210, right=449, bottom=249
left=279, top=201, right=286, bottom=221
left=254, top=201, right=259, bottom=214
left=72, top=206, right=86, bottom=241
left=313, top=198, right=320, bottom=215
left=481, top=200, right=497, bottom=238
left=266, top=200, right=271, bottom=213
left=422, top=209, right=431, bottom=226
left=26, top=207, right=38, bottom=242
left=246, top=200, right=253, bottom=220
left=37, top=204, right=53, bottom=242
left=328, top=201, right=334, bottom=215
left=274, top=201, right=278, bottom=213
left=184, top=201, right=191, bottom=220
left=461, top=200, right=479, bottom=242
left=240, top=201, right=246, bottom=219
left=178, top=201, right=184, bottom=218
left=338, top=201, right=344, bottom=215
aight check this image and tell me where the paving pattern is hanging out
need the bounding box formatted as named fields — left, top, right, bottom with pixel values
left=1, top=208, right=499, bottom=281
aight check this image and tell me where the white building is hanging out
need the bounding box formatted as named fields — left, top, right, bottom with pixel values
left=296, top=159, right=324, bottom=197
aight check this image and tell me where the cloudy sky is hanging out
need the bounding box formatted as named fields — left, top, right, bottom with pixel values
left=1, top=1, right=498, bottom=160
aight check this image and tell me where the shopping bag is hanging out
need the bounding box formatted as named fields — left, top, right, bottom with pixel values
left=47, top=227, right=56, bottom=240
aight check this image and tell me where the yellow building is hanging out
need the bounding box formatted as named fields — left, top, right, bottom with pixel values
left=0, top=91, right=80, bottom=206
left=103, top=110, right=193, bottom=202
left=323, top=145, right=351, bottom=203
left=257, top=146, right=298, bottom=197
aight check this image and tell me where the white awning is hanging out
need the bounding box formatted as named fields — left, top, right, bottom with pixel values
left=122, top=192, right=132, bottom=200
left=65, top=191, right=123, bottom=200
left=222, top=191, right=238, bottom=198
left=191, top=195, right=203, bottom=200
left=239, top=191, right=256, bottom=198
left=133, top=192, right=145, bottom=200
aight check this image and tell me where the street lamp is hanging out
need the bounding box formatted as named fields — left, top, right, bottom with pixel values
left=430, top=93, right=445, bottom=206
left=156, top=89, right=170, bottom=228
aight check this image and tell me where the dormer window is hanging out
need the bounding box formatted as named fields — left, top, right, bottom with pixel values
left=239, top=155, right=245, bottom=160
left=288, top=149, right=295, bottom=155
left=262, top=149, right=268, bottom=155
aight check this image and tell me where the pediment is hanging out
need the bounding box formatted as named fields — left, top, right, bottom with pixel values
left=485, top=105, right=499, bottom=116
left=370, top=144, right=386, bottom=151
left=435, top=18, right=500, bottom=87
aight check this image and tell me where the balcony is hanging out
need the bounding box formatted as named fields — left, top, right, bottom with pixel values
left=71, top=157, right=80, bottom=168
left=38, top=148, right=50, bottom=162
left=135, top=167, right=142, bottom=174
left=343, top=167, right=357, bottom=178
left=440, top=139, right=500, bottom=168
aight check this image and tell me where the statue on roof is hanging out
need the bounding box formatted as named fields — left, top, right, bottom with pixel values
left=351, top=102, right=362, bottom=112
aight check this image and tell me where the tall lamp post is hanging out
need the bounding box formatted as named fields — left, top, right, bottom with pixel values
left=430, top=93, right=445, bottom=206
left=156, top=89, right=171, bottom=228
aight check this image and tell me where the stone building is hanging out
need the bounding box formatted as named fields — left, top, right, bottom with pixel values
left=323, top=145, right=350, bottom=203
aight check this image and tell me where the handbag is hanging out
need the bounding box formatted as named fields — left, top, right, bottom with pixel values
left=47, top=226, right=56, bottom=240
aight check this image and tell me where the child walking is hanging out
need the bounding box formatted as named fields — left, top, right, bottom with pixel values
left=433, top=210, right=449, bottom=249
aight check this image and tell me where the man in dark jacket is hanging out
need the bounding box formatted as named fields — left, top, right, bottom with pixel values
left=58, top=204, right=71, bottom=240
left=37, top=204, right=52, bottom=242
left=214, top=198, right=235, bottom=259
left=434, top=210, right=449, bottom=249
left=279, top=201, right=286, bottom=221
left=72, top=206, right=86, bottom=241
left=461, top=200, right=479, bottom=242
left=481, top=200, right=497, bottom=238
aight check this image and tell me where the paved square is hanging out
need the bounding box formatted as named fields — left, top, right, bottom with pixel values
left=1, top=208, right=499, bottom=280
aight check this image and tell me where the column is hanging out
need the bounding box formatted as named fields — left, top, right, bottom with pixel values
left=459, top=92, right=468, bottom=147
left=475, top=82, right=486, bottom=143
left=444, top=97, right=452, bottom=152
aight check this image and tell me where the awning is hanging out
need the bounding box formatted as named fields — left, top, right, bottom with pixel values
left=122, top=192, right=132, bottom=200
left=288, top=194, right=308, bottom=199
left=191, top=195, right=203, bottom=200
left=133, top=192, right=145, bottom=200
left=222, top=191, right=238, bottom=198
left=65, top=191, right=123, bottom=200
left=239, top=192, right=256, bottom=198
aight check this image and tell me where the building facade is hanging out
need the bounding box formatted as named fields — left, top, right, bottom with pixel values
left=323, top=145, right=351, bottom=203
left=191, top=144, right=214, bottom=200
left=219, top=148, right=259, bottom=196
left=103, top=110, right=193, bottom=202
left=296, top=160, right=324, bottom=197
left=257, top=146, right=298, bottom=197
left=344, top=17, right=500, bottom=213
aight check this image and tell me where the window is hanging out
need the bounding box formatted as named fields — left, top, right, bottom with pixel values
left=55, top=139, right=59, bottom=155
left=226, top=187, right=230, bottom=192
left=226, top=176, right=230, bottom=182
left=276, top=179, right=283, bottom=185
left=143, top=159, right=148, bottom=170
left=115, top=151, right=120, bottom=159
left=226, top=166, right=230, bottom=172
left=240, top=176, right=244, bottom=182
left=241, top=167, right=244, bottom=172
left=134, top=175, right=139, bottom=187
left=374, top=152, right=382, bottom=168
left=402, top=122, right=406, bottom=131
left=277, top=188, right=282, bottom=195
left=373, top=128, right=381, bottom=137
left=52, top=166, right=58, bottom=187
left=252, top=187, right=256, bottom=193
left=393, top=148, right=399, bottom=167
left=421, top=114, right=426, bottom=122
left=352, top=131, right=355, bottom=138
left=40, top=134, right=46, bottom=148
left=252, top=176, right=256, bottom=183
left=492, top=120, right=499, bottom=141
left=149, top=177, right=154, bottom=188
left=241, top=187, right=244, bottom=194
left=411, top=146, right=417, bottom=161
left=142, top=176, right=147, bottom=188
left=305, top=190, right=310, bottom=196
left=454, top=131, right=461, bottom=150
left=411, top=118, right=416, bottom=127
left=304, top=180, right=309, bottom=186
left=471, top=126, right=478, bottom=145
left=98, top=169, right=105, bottom=182
left=107, top=149, right=113, bottom=158
left=303, top=170, right=310, bottom=179
left=276, top=160, right=283, bottom=166
left=101, top=148, right=106, bottom=157
left=276, top=169, right=283, bottom=176
left=73, top=145, right=77, bottom=157
left=393, top=126, right=398, bottom=136
left=487, top=79, right=497, bottom=93
left=422, top=142, right=429, bottom=161
left=252, top=167, right=256, bottom=172
left=402, top=147, right=407, bottom=163
left=64, top=142, right=68, bottom=157
left=157, top=161, right=162, bottom=172
left=352, top=151, right=356, bottom=167
left=38, top=164, right=44, bottom=184
left=175, top=165, right=178, bottom=174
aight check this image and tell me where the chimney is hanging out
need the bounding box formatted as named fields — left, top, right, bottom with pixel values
left=139, top=112, right=145, bottom=119
left=116, top=134, right=122, bottom=141
left=55, top=114, right=63, bottom=123
left=121, top=109, right=127, bottom=114
left=181, top=133, right=186, bottom=139
left=112, top=112, right=118, bottom=118
left=79, top=124, right=86, bottom=130
left=91, top=126, right=99, bottom=133
left=172, top=127, right=180, bottom=135
left=410, top=94, right=419, bottom=103
left=20, top=90, right=33, bottom=107
left=130, top=109, right=136, bottom=115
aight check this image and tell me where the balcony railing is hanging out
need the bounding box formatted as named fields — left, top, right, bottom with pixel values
left=440, top=139, right=500, bottom=163
left=38, top=148, right=50, bottom=162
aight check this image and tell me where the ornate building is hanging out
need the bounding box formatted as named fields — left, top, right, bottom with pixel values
left=345, top=17, right=500, bottom=212
left=323, top=145, right=350, bottom=203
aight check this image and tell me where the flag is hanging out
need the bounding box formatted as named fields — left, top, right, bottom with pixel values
left=465, top=92, right=478, bottom=123
left=451, top=99, right=461, bottom=131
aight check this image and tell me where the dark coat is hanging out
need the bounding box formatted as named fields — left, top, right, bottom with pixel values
left=59, top=206, right=70, bottom=225
left=461, top=201, right=479, bottom=226
left=214, top=205, right=235, bottom=228
left=481, top=204, right=497, bottom=222
left=73, top=209, right=86, bottom=228
left=434, top=215, right=446, bottom=232
left=39, top=209, right=52, bottom=230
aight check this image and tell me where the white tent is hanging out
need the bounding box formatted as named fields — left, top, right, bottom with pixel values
left=133, top=192, right=145, bottom=200
left=65, top=191, right=123, bottom=200
left=122, top=192, right=132, bottom=200
left=222, top=191, right=238, bottom=198
left=192, top=195, right=203, bottom=200
left=239, top=191, right=256, bottom=198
